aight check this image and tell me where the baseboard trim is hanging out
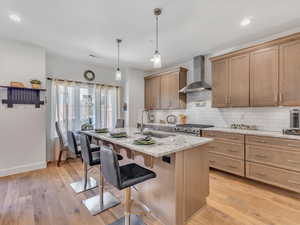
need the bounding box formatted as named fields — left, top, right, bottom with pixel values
left=0, top=161, right=47, bottom=177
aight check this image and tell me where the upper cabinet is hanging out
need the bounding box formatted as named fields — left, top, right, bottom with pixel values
left=210, top=32, right=300, bottom=108
left=144, top=67, right=187, bottom=110
left=228, top=54, right=250, bottom=107
left=145, top=75, right=161, bottom=110
left=250, top=46, right=279, bottom=106
left=280, top=40, right=300, bottom=106
left=212, top=54, right=250, bottom=107
left=212, top=59, right=229, bottom=107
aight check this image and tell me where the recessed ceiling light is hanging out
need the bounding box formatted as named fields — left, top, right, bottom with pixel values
left=9, top=13, right=21, bottom=23
left=240, top=17, right=251, bottom=27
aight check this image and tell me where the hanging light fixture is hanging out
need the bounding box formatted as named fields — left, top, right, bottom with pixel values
left=115, top=39, right=122, bottom=81
left=152, top=8, right=162, bottom=68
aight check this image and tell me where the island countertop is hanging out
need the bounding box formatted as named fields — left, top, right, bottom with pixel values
left=83, top=128, right=213, bottom=158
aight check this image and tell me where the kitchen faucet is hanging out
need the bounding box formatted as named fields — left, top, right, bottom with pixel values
left=140, top=109, right=149, bottom=133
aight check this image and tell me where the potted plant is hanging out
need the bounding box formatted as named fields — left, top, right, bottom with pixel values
left=30, top=79, right=41, bottom=89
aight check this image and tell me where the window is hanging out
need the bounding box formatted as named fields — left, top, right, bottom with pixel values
left=54, top=81, right=119, bottom=133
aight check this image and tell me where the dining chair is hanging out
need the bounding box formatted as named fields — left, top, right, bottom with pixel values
left=56, top=121, right=69, bottom=167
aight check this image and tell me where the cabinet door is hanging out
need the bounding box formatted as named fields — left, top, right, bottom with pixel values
left=280, top=40, right=300, bottom=106
left=212, top=59, right=229, bottom=107
left=149, top=76, right=161, bottom=109
left=250, top=46, right=279, bottom=106
left=160, top=73, right=171, bottom=109
left=144, top=79, right=151, bottom=110
left=161, top=72, right=180, bottom=109
left=228, top=54, right=250, bottom=107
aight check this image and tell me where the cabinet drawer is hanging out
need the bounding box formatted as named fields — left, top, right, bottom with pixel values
left=209, top=153, right=244, bottom=176
left=206, top=141, right=244, bottom=159
left=246, top=162, right=300, bottom=193
left=246, top=145, right=300, bottom=172
left=203, top=131, right=244, bottom=143
left=246, top=135, right=300, bottom=149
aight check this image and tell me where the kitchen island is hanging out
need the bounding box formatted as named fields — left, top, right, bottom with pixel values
left=83, top=128, right=213, bottom=225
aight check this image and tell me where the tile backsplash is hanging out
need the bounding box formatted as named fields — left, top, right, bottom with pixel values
left=149, top=92, right=296, bottom=132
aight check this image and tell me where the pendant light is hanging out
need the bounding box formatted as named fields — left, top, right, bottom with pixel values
left=115, top=39, right=122, bottom=81
left=153, top=8, right=162, bottom=68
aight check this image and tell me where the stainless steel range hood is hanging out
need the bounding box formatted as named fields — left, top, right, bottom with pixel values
left=179, top=55, right=211, bottom=93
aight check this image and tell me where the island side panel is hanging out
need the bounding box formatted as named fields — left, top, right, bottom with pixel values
left=134, top=153, right=177, bottom=225
left=175, top=145, right=209, bottom=225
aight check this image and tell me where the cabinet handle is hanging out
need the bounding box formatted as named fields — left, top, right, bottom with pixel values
left=227, top=149, right=238, bottom=153
left=255, top=172, right=266, bottom=177
left=207, top=146, right=215, bottom=149
left=227, top=165, right=237, bottom=169
left=229, top=137, right=239, bottom=140
left=209, top=160, right=215, bottom=163
left=287, top=160, right=300, bottom=164
left=287, top=144, right=299, bottom=148
left=288, top=180, right=300, bottom=185
left=256, top=140, right=266, bottom=144
left=279, top=93, right=283, bottom=103
left=255, top=154, right=267, bottom=158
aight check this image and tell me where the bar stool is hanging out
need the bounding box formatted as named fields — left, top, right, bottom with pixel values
left=100, top=146, right=156, bottom=225
left=80, top=134, right=123, bottom=215
left=67, top=131, right=99, bottom=193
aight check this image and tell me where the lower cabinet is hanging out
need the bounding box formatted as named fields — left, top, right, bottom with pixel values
left=209, top=153, right=244, bottom=176
left=246, top=162, right=300, bottom=193
left=203, top=131, right=300, bottom=193
left=203, top=131, right=245, bottom=177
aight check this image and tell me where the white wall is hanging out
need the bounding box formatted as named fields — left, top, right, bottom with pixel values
left=124, top=68, right=145, bottom=127
left=0, top=39, right=46, bottom=176
left=46, top=53, right=125, bottom=87
left=147, top=29, right=300, bottom=131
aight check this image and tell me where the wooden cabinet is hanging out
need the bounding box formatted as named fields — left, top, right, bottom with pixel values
left=212, top=59, right=229, bottom=107
left=279, top=40, right=300, bottom=106
left=144, top=76, right=161, bottom=110
left=228, top=54, right=250, bottom=107
left=202, top=131, right=245, bottom=176
left=210, top=32, right=300, bottom=107
left=245, top=134, right=300, bottom=193
left=212, top=54, right=250, bottom=107
left=250, top=46, right=279, bottom=106
left=160, top=72, right=182, bottom=109
left=145, top=67, right=187, bottom=110
left=246, top=162, right=300, bottom=193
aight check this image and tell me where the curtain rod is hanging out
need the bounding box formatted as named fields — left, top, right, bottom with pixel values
left=46, top=77, right=120, bottom=88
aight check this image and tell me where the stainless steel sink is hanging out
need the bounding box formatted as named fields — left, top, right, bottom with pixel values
left=142, top=131, right=175, bottom=138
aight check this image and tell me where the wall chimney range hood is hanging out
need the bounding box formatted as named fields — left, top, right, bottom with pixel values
left=179, top=55, right=211, bottom=93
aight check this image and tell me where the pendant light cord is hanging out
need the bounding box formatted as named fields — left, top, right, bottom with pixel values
left=156, top=15, right=159, bottom=51
left=117, top=41, right=120, bottom=69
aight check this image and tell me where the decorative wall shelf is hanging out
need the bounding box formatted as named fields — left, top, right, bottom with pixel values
left=0, top=85, right=46, bottom=108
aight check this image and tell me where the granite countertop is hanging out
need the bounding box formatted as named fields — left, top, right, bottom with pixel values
left=83, top=128, right=213, bottom=158
left=203, top=127, right=300, bottom=140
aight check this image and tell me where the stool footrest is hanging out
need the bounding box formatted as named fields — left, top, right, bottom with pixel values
left=70, top=177, right=97, bottom=193
left=82, top=192, right=120, bottom=216
left=109, top=215, right=145, bottom=225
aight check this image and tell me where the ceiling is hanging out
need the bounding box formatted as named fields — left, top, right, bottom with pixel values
left=1, top=0, right=300, bottom=71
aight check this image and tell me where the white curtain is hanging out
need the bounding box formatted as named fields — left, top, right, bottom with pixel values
left=47, top=79, right=119, bottom=161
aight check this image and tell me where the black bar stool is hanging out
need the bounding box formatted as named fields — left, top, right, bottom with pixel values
left=100, top=146, right=156, bottom=225
left=67, top=131, right=99, bottom=193
left=80, top=134, right=123, bottom=215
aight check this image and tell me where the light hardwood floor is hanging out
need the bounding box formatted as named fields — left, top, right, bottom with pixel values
left=1, top=159, right=300, bottom=225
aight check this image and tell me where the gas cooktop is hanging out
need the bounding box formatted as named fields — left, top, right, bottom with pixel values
left=174, top=124, right=214, bottom=136
left=176, top=124, right=214, bottom=129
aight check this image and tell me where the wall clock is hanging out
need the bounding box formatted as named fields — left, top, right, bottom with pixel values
left=84, top=70, right=95, bottom=81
